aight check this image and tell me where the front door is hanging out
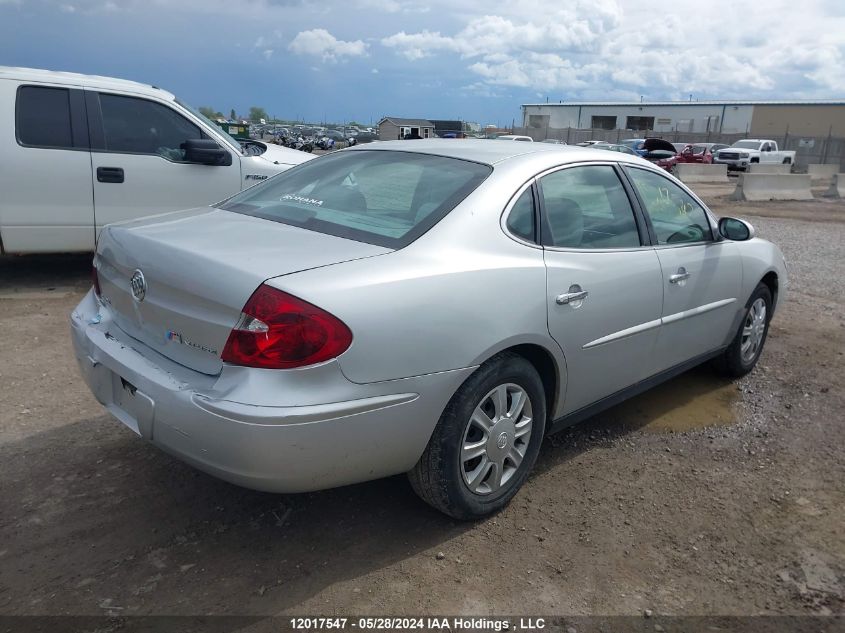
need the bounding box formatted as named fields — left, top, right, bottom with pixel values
left=88, top=91, right=241, bottom=237
left=539, top=164, right=664, bottom=415
left=624, top=166, right=743, bottom=374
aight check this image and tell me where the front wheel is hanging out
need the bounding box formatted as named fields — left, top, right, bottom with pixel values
left=713, top=283, right=772, bottom=377
left=409, top=352, right=546, bottom=520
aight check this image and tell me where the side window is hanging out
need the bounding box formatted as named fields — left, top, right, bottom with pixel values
left=538, top=165, right=641, bottom=249
left=626, top=167, right=713, bottom=244
left=99, top=93, right=203, bottom=160
left=16, top=86, right=75, bottom=149
left=505, top=187, right=536, bottom=242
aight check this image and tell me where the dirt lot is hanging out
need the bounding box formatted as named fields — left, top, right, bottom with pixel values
left=1, top=186, right=843, bottom=623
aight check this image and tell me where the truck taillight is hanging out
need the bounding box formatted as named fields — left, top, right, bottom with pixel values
left=221, top=284, right=352, bottom=369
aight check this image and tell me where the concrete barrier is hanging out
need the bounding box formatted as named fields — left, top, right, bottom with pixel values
left=823, top=173, right=845, bottom=198
left=730, top=174, right=814, bottom=202
left=674, top=163, right=729, bottom=184
left=747, top=163, right=791, bottom=175
left=808, top=164, right=839, bottom=182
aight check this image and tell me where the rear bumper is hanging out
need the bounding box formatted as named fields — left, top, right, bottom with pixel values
left=70, top=290, right=474, bottom=493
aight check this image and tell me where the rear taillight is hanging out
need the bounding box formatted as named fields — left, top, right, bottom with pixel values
left=92, top=264, right=101, bottom=296
left=221, top=284, right=352, bottom=369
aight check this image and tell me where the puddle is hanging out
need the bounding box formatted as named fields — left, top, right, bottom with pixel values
left=604, top=366, right=739, bottom=433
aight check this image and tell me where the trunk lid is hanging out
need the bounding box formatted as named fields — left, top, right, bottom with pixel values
left=641, top=138, right=677, bottom=153
left=95, top=207, right=390, bottom=375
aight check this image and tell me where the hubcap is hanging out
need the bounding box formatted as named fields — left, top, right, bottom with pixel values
left=740, top=297, right=767, bottom=363
left=460, top=383, right=533, bottom=496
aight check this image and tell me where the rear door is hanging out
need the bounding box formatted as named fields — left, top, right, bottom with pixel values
left=624, top=166, right=742, bottom=374
left=1, top=82, right=94, bottom=253
left=87, top=91, right=241, bottom=235
left=538, top=163, right=664, bottom=415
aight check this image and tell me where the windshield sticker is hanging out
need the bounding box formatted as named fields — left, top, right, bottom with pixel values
left=281, top=194, right=324, bottom=206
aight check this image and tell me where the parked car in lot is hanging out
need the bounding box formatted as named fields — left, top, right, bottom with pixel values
left=639, top=138, right=679, bottom=172
left=0, top=67, right=314, bottom=254
left=714, top=139, right=796, bottom=171
left=575, top=140, right=606, bottom=147
left=619, top=138, right=647, bottom=155
left=676, top=143, right=729, bottom=165
left=592, top=143, right=640, bottom=156
left=496, top=135, right=534, bottom=142
left=72, top=140, right=786, bottom=519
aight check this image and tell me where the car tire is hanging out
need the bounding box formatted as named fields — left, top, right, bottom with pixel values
left=713, top=283, right=772, bottom=378
left=408, top=352, right=546, bottom=520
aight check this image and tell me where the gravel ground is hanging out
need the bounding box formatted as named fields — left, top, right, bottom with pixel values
left=0, top=192, right=843, bottom=623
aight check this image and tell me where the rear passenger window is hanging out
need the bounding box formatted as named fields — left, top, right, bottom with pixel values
left=99, top=93, right=203, bottom=160
left=16, top=86, right=74, bottom=149
left=506, top=187, right=536, bottom=242
left=538, top=165, right=641, bottom=249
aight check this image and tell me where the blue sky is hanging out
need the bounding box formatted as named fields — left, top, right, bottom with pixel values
left=2, top=0, right=844, bottom=126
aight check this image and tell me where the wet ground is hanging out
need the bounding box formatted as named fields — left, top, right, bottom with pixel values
left=0, top=193, right=843, bottom=621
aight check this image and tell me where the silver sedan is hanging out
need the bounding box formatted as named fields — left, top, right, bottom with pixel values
left=71, top=140, right=787, bottom=519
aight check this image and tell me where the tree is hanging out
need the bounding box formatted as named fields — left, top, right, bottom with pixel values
left=249, top=106, right=268, bottom=122
left=198, top=106, right=219, bottom=120
left=230, top=108, right=237, bottom=121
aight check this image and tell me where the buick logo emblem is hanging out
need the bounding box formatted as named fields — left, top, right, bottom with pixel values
left=496, top=432, right=509, bottom=449
left=130, top=269, right=147, bottom=302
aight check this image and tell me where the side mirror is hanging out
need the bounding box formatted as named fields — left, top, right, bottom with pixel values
left=718, top=217, right=755, bottom=241
left=181, top=139, right=232, bottom=166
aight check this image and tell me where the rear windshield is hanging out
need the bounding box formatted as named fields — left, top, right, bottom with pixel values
left=217, top=150, right=491, bottom=248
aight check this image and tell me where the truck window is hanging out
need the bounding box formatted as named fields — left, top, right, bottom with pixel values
left=16, top=86, right=75, bottom=149
left=99, top=93, right=204, bottom=161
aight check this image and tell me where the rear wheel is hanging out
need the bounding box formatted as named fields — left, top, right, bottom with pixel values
left=409, top=352, right=546, bottom=520
left=713, top=283, right=772, bottom=377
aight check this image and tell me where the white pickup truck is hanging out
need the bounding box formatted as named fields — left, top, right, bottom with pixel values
left=0, top=66, right=315, bottom=254
left=713, top=139, right=796, bottom=171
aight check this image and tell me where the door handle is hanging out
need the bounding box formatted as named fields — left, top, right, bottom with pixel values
left=556, top=289, right=589, bottom=305
left=669, top=267, right=691, bottom=284
left=96, top=167, right=124, bottom=183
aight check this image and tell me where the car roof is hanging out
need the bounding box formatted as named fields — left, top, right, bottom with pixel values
left=0, top=66, right=175, bottom=100
left=345, top=139, right=646, bottom=167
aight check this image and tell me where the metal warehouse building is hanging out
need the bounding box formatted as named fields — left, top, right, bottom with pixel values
left=521, top=100, right=845, bottom=136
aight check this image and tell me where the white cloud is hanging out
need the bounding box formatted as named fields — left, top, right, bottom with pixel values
left=288, top=28, right=368, bottom=62
left=262, top=49, right=274, bottom=60
left=378, top=0, right=845, bottom=99
left=381, top=30, right=455, bottom=60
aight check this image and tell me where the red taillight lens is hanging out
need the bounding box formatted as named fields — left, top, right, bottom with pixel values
left=221, top=284, right=352, bottom=369
left=92, top=264, right=101, bottom=296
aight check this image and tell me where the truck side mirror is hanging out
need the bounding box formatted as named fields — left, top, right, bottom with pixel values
left=181, top=139, right=232, bottom=166
left=718, top=217, right=755, bottom=241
